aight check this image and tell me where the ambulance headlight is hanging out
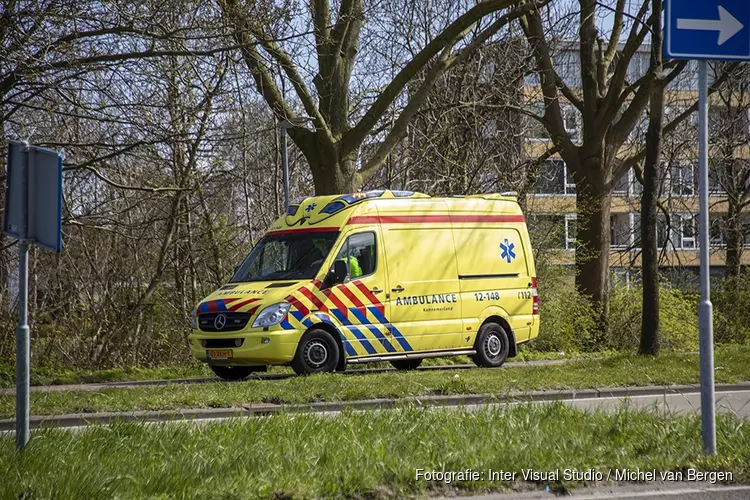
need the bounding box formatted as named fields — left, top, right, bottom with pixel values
left=252, top=302, right=291, bottom=328
left=190, top=308, right=198, bottom=329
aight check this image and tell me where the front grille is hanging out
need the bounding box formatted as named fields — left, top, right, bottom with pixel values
left=198, top=312, right=252, bottom=332
left=204, top=338, right=245, bottom=348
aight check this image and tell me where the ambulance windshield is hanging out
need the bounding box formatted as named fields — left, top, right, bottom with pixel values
left=230, top=231, right=339, bottom=282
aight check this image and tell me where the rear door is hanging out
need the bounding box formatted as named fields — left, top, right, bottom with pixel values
left=382, top=222, right=463, bottom=351
left=453, top=225, right=533, bottom=342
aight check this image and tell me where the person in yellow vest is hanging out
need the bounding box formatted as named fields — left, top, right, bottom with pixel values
left=347, top=255, right=362, bottom=278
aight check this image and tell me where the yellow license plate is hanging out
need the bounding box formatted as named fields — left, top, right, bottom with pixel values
left=206, top=349, right=233, bottom=360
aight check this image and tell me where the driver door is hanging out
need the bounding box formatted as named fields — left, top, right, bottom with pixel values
left=322, top=229, right=394, bottom=357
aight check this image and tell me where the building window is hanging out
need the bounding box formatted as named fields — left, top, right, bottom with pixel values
left=710, top=219, right=725, bottom=247
left=613, top=170, right=630, bottom=197
left=669, top=164, right=696, bottom=196
left=657, top=213, right=697, bottom=250
left=533, top=159, right=576, bottom=195
left=680, top=215, right=696, bottom=249
left=631, top=213, right=642, bottom=249
left=565, top=215, right=577, bottom=250
left=563, top=106, right=580, bottom=142
left=611, top=213, right=631, bottom=248
left=657, top=214, right=671, bottom=249
left=708, top=165, right=729, bottom=194
left=668, top=60, right=699, bottom=90
left=564, top=164, right=576, bottom=194
left=554, top=50, right=581, bottom=88
left=526, top=101, right=549, bottom=140
left=626, top=51, right=649, bottom=82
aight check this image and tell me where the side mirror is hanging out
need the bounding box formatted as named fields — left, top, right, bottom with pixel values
left=330, top=260, right=348, bottom=286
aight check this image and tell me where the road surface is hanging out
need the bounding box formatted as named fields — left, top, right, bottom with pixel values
left=440, top=483, right=750, bottom=499
left=1, top=384, right=748, bottom=432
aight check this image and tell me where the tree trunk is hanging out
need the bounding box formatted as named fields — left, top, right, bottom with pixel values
left=305, top=139, right=359, bottom=195
left=639, top=0, right=664, bottom=356
left=724, top=201, right=744, bottom=278
left=574, top=164, right=612, bottom=338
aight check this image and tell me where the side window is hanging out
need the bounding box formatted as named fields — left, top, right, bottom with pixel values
left=334, top=232, right=377, bottom=279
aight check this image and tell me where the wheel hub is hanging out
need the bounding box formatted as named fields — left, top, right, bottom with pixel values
left=304, top=340, right=328, bottom=367
left=485, top=333, right=502, bottom=357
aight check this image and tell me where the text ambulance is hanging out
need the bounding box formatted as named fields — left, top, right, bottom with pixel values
left=189, top=190, right=539, bottom=378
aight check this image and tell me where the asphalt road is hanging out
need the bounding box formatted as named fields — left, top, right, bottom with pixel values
left=1, top=385, right=749, bottom=433
left=442, top=483, right=750, bottom=499
left=552, top=388, right=750, bottom=418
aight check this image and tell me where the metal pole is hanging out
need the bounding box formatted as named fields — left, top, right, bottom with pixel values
left=281, top=123, right=290, bottom=211
left=16, top=240, right=30, bottom=450
left=697, top=60, right=716, bottom=456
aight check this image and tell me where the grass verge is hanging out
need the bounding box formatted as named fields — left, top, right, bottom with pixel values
left=0, top=348, right=607, bottom=388
left=1, top=405, right=748, bottom=499
left=0, top=346, right=748, bottom=418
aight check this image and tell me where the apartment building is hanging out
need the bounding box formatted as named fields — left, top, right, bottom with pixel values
left=523, top=45, right=750, bottom=280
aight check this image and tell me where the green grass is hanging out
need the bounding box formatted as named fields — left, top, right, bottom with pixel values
left=0, top=362, right=214, bottom=388
left=1, top=405, right=748, bottom=499
left=0, top=348, right=611, bottom=388
left=1, top=346, right=748, bottom=419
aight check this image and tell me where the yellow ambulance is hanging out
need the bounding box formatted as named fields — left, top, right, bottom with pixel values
left=189, top=190, right=539, bottom=378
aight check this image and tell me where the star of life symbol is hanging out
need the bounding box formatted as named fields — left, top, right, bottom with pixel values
left=305, top=203, right=317, bottom=212
left=499, top=238, right=516, bottom=263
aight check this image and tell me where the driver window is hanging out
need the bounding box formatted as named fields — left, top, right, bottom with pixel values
left=263, top=240, right=287, bottom=275
left=334, top=232, right=376, bottom=279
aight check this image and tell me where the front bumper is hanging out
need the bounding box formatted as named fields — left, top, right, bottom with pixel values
left=189, top=328, right=302, bottom=365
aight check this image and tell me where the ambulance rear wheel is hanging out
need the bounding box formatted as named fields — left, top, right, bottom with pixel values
left=292, top=329, right=340, bottom=375
left=210, top=365, right=263, bottom=381
left=471, top=322, right=510, bottom=368
left=389, top=359, right=423, bottom=371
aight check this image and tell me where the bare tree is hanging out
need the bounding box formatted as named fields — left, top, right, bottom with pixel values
left=639, top=0, right=664, bottom=356
left=710, top=63, right=750, bottom=278
left=217, top=0, right=547, bottom=195
left=517, top=1, right=691, bottom=330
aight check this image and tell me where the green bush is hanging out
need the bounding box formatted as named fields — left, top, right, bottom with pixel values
left=529, top=267, right=702, bottom=354
left=530, top=266, right=597, bottom=353
left=713, top=274, right=750, bottom=345
left=606, top=283, right=698, bottom=352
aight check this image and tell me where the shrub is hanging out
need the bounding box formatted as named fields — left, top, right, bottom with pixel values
left=713, top=274, right=750, bottom=345
left=529, top=266, right=597, bottom=353
left=606, top=283, right=698, bottom=352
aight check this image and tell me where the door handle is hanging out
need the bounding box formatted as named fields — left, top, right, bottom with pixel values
left=392, top=285, right=405, bottom=293
left=370, top=287, right=383, bottom=294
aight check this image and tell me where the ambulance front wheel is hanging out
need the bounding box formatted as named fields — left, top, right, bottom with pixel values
left=292, top=329, right=340, bottom=375
left=471, top=322, right=510, bottom=368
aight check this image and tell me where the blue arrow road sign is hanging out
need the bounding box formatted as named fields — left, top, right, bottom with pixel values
left=665, top=0, right=750, bottom=60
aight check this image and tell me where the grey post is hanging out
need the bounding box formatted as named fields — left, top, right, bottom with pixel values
left=16, top=240, right=30, bottom=450
left=280, top=121, right=290, bottom=211
left=697, top=60, right=716, bottom=455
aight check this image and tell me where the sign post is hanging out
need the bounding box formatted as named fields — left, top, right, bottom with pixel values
left=665, top=0, right=750, bottom=455
left=4, top=140, right=63, bottom=450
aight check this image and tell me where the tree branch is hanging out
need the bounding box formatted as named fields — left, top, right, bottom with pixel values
left=342, top=0, right=526, bottom=156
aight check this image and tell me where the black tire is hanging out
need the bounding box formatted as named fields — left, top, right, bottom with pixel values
left=471, top=322, right=510, bottom=368
left=210, top=365, right=265, bottom=381
left=291, top=329, right=340, bottom=375
left=389, top=359, right=423, bottom=370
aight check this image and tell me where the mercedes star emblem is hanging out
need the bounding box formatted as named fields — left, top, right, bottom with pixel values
left=213, top=313, right=227, bottom=330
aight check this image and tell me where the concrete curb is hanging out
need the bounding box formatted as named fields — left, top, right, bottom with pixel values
left=2, top=382, right=748, bottom=431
